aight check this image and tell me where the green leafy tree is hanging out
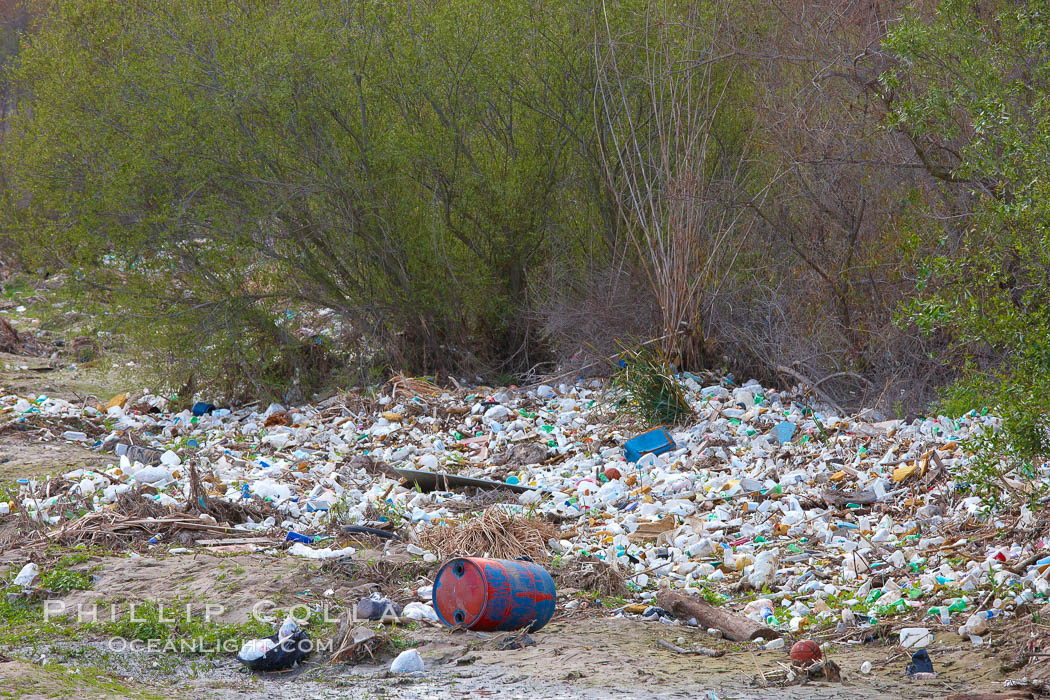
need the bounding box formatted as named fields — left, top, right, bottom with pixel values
left=885, top=0, right=1050, bottom=504
left=1, top=0, right=596, bottom=397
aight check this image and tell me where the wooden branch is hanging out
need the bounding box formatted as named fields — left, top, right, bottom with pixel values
left=656, top=590, right=780, bottom=642
left=655, top=638, right=724, bottom=658
left=811, top=371, right=874, bottom=390
left=775, top=365, right=847, bottom=415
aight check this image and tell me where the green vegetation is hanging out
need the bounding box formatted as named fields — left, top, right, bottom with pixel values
left=0, top=580, right=337, bottom=657
left=3, top=550, right=98, bottom=595
left=886, top=0, right=1050, bottom=505
left=38, top=567, right=94, bottom=593
left=369, top=498, right=409, bottom=530
left=611, top=342, right=693, bottom=426
left=387, top=622, right=421, bottom=653
left=0, top=661, right=165, bottom=699
left=0, top=594, right=78, bottom=646
left=1, top=0, right=608, bottom=397
left=687, top=582, right=728, bottom=606
left=0, top=0, right=762, bottom=400
left=4, top=1, right=1050, bottom=506
left=95, top=601, right=272, bottom=654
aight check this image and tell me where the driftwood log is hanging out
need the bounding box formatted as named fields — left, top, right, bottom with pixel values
left=656, top=590, right=780, bottom=642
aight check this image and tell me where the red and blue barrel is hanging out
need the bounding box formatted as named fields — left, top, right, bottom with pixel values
left=433, top=557, right=557, bottom=632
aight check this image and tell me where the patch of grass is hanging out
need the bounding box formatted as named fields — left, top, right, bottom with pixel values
left=0, top=592, right=81, bottom=646
left=324, top=496, right=355, bottom=525
left=94, top=601, right=274, bottom=655
left=610, top=342, right=692, bottom=426
left=0, top=273, right=32, bottom=300
left=39, top=567, right=94, bottom=592
left=577, top=589, right=629, bottom=608
left=819, top=589, right=870, bottom=616
left=934, top=584, right=970, bottom=601
left=698, top=586, right=727, bottom=606
left=50, top=549, right=96, bottom=566
left=301, top=606, right=338, bottom=642
left=3, top=550, right=99, bottom=594
left=803, top=613, right=839, bottom=632
left=687, top=580, right=729, bottom=605
left=0, top=480, right=19, bottom=502
left=387, top=625, right=420, bottom=652
left=371, top=499, right=409, bottom=529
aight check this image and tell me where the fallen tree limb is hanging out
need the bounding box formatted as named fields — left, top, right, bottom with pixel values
left=1008, top=549, right=1048, bottom=575
left=656, top=590, right=780, bottom=642
left=811, top=371, right=873, bottom=390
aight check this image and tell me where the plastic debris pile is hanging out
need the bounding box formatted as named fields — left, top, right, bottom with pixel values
left=2, top=374, right=1047, bottom=649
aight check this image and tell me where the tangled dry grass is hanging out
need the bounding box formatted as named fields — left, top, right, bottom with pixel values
left=552, top=556, right=627, bottom=597
left=386, top=374, right=442, bottom=400
left=417, top=507, right=557, bottom=563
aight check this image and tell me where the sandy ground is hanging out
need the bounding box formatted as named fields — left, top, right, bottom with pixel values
left=0, top=430, right=110, bottom=483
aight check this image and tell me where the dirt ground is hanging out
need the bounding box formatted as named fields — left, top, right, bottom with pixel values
left=0, top=614, right=1017, bottom=699
left=0, top=350, right=135, bottom=405
left=0, top=547, right=1017, bottom=699
left=0, top=659, right=163, bottom=699
left=0, top=430, right=110, bottom=482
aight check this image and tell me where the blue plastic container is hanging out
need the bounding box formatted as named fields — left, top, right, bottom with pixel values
left=774, top=421, right=797, bottom=443
left=624, top=427, right=675, bottom=463
left=191, top=401, right=216, bottom=417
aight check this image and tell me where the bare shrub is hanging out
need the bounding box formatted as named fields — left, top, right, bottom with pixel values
left=593, top=0, right=767, bottom=370
left=534, top=259, right=661, bottom=377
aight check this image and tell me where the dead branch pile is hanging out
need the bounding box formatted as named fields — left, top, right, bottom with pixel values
left=114, top=489, right=170, bottom=519
left=321, top=557, right=431, bottom=587
left=30, top=511, right=248, bottom=547
left=183, top=461, right=273, bottom=524
left=0, top=318, right=50, bottom=356
left=417, top=507, right=556, bottom=563
left=12, top=465, right=277, bottom=548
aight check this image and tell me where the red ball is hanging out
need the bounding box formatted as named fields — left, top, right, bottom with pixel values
left=789, top=639, right=822, bottom=665
left=603, top=467, right=622, bottom=481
